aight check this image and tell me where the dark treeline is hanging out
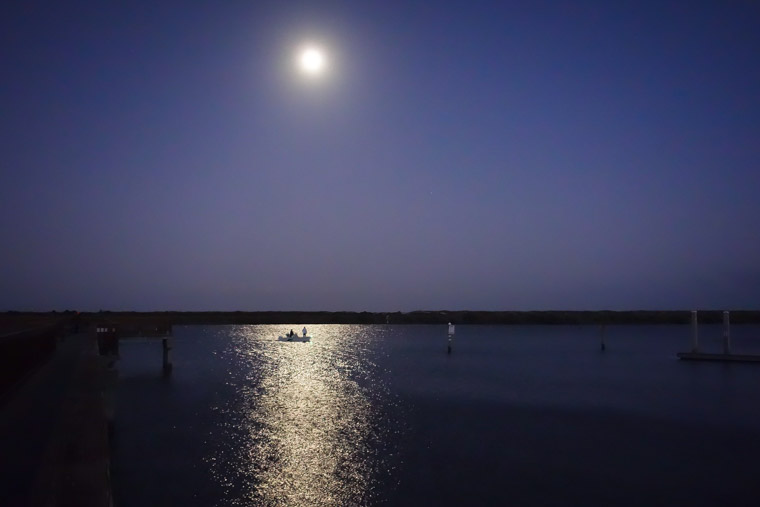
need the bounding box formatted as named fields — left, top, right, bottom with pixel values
left=4, top=310, right=760, bottom=329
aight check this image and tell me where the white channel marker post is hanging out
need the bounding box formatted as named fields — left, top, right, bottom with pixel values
left=723, top=311, right=731, bottom=355
left=447, top=322, right=455, bottom=354
left=691, top=310, right=699, bottom=353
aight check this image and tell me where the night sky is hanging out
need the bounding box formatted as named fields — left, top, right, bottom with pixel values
left=2, top=1, right=759, bottom=311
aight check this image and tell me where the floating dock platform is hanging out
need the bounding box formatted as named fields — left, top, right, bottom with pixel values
left=678, top=310, right=760, bottom=363
left=677, top=352, right=760, bottom=363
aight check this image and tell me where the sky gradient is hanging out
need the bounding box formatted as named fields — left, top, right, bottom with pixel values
left=2, top=1, right=759, bottom=311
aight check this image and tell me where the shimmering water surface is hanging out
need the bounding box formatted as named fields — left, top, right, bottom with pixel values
left=112, top=325, right=760, bottom=506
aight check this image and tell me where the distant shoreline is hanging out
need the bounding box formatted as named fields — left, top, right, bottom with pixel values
left=3, top=309, right=760, bottom=331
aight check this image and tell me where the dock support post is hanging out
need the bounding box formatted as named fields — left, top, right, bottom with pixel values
left=162, top=337, right=173, bottom=373
left=723, top=311, right=731, bottom=354
left=600, top=324, right=606, bottom=351
left=691, top=311, right=699, bottom=353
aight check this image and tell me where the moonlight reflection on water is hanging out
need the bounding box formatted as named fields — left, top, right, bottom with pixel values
left=209, top=325, right=393, bottom=506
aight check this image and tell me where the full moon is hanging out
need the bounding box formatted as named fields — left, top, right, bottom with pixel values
left=298, top=47, right=326, bottom=75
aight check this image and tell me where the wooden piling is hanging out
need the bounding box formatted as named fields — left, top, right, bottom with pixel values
left=162, top=337, right=173, bottom=373
left=723, top=311, right=731, bottom=354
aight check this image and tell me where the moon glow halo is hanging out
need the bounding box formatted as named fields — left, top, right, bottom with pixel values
left=298, top=47, right=326, bottom=75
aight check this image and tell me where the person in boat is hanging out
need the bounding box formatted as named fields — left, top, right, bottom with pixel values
left=302, top=327, right=307, bottom=337
left=289, top=329, right=295, bottom=337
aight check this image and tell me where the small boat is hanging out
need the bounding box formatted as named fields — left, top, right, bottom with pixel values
left=277, top=335, right=311, bottom=342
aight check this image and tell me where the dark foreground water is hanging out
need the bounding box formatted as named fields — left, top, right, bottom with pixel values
left=112, top=325, right=760, bottom=506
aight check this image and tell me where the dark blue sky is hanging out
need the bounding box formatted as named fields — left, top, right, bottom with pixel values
left=2, top=1, right=759, bottom=311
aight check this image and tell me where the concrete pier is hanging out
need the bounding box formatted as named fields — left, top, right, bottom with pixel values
left=105, top=323, right=174, bottom=374
left=0, top=320, right=174, bottom=505
left=0, top=332, right=113, bottom=506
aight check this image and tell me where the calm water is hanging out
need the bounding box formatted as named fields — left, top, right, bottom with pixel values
left=112, top=325, right=760, bottom=506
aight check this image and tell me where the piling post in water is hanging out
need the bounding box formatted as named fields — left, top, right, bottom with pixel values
left=691, top=311, right=699, bottom=353
left=723, top=311, right=731, bottom=354
left=162, top=337, right=173, bottom=373
left=447, top=322, right=455, bottom=354
left=600, top=324, right=606, bottom=351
